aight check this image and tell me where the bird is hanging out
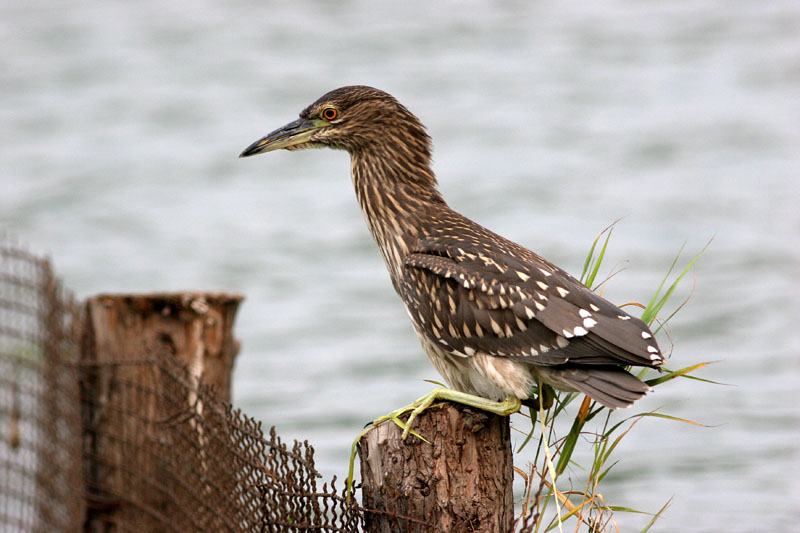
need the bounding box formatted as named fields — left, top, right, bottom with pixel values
left=240, top=85, right=665, bottom=436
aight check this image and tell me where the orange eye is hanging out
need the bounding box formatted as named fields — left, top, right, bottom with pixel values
left=321, top=107, right=338, bottom=121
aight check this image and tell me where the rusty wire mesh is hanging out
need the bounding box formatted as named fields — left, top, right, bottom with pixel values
left=81, top=352, right=363, bottom=532
left=1, top=239, right=364, bottom=532
left=0, top=239, right=84, bottom=532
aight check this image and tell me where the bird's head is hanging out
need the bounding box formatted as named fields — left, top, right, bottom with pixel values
left=240, top=85, right=431, bottom=160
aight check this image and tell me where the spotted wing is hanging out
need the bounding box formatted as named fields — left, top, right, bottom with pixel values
left=401, top=239, right=664, bottom=368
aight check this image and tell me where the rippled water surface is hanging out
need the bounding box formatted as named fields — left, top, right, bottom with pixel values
left=2, top=1, right=799, bottom=530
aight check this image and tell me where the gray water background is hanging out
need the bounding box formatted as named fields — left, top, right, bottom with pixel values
left=2, top=1, right=799, bottom=530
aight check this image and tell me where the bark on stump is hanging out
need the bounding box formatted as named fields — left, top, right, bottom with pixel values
left=358, top=402, right=514, bottom=533
left=81, top=292, right=243, bottom=531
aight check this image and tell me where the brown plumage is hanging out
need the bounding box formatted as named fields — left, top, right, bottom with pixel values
left=241, top=85, right=665, bottom=409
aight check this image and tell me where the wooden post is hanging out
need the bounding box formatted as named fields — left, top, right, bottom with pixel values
left=358, top=402, right=514, bottom=533
left=81, top=292, right=243, bottom=531
left=83, top=292, right=243, bottom=400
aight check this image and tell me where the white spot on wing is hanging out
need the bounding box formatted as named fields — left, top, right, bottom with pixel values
left=583, top=317, right=597, bottom=328
left=516, top=270, right=530, bottom=282
left=618, top=315, right=631, bottom=321
left=579, top=309, right=591, bottom=318
left=589, top=304, right=600, bottom=312
left=573, top=326, right=588, bottom=336
left=556, top=336, right=569, bottom=348
left=561, top=328, right=574, bottom=338
left=536, top=281, right=549, bottom=290
left=538, top=268, right=552, bottom=277
left=556, top=287, right=569, bottom=298
left=641, top=331, right=652, bottom=339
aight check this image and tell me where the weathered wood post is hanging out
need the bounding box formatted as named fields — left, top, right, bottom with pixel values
left=358, top=402, right=514, bottom=533
left=80, top=292, right=243, bottom=531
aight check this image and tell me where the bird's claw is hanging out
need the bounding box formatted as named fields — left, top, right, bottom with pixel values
left=371, top=402, right=432, bottom=442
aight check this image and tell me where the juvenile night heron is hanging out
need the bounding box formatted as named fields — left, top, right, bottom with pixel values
left=241, top=86, right=664, bottom=435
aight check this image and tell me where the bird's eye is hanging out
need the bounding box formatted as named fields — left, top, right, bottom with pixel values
left=321, top=107, right=338, bottom=121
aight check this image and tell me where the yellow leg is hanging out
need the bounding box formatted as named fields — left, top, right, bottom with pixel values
left=373, top=387, right=521, bottom=440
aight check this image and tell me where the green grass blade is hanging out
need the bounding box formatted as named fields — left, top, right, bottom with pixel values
left=677, top=373, right=729, bottom=386
left=550, top=391, right=580, bottom=418
left=555, top=413, right=585, bottom=475
left=641, top=242, right=684, bottom=325
left=579, top=219, right=621, bottom=285
left=596, top=459, right=621, bottom=484
left=605, top=506, right=654, bottom=515
left=642, top=237, right=713, bottom=326
left=627, top=412, right=709, bottom=427
left=644, top=361, right=712, bottom=387
left=580, top=231, right=604, bottom=284
left=516, top=406, right=539, bottom=452
left=585, top=227, right=613, bottom=289
left=641, top=497, right=674, bottom=532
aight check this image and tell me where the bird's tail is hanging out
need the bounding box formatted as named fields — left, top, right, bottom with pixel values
left=538, top=365, right=651, bottom=409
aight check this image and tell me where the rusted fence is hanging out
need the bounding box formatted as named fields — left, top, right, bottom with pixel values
left=0, top=239, right=363, bottom=532
left=0, top=242, right=84, bottom=531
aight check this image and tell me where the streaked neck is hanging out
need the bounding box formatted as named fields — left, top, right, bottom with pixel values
left=350, top=149, right=445, bottom=287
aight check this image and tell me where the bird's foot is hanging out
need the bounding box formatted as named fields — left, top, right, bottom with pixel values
left=372, top=387, right=522, bottom=441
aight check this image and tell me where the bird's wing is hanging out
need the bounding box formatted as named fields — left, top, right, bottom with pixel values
left=401, top=238, right=663, bottom=368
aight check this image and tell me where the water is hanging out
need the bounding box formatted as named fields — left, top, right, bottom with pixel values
left=2, top=1, right=799, bottom=530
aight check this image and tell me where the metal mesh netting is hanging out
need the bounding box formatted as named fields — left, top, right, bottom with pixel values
left=81, top=351, right=363, bottom=532
left=0, top=242, right=84, bottom=531
left=1, top=240, right=364, bottom=532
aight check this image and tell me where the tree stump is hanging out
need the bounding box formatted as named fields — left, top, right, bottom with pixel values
left=358, top=402, right=514, bottom=533
left=83, top=292, right=243, bottom=400
left=80, top=292, right=243, bottom=531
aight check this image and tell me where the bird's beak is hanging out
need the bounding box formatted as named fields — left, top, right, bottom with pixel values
left=239, top=117, right=325, bottom=157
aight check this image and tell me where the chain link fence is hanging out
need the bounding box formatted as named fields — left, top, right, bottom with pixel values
left=1, top=239, right=364, bottom=532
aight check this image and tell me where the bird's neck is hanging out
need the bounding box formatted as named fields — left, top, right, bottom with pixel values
left=350, top=150, right=445, bottom=289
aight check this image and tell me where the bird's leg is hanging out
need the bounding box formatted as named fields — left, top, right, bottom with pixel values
left=373, top=387, right=522, bottom=441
